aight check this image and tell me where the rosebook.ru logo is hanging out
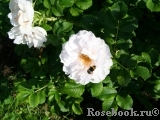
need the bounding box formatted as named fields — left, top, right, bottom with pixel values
left=87, top=108, right=159, bottom=116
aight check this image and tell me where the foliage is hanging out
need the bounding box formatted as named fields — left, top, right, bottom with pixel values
left=1, top=0, right=160, bottom=119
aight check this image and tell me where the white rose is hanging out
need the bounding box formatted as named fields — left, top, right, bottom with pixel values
left=59, top=30, right=113, bottom=85
left=27, top=27, right=47, bottom=48
left=8, top=26, right=47, bottom=48
left=8, top=26, right=32, bottom=45
left=8, top=0, right=34, bottom=27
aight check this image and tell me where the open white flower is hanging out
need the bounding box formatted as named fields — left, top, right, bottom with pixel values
left=26, top=27, right=47, bottom=48
left=59, top=30, right=113, bottom=85
left=8, top=26, right=47, bottom=48
left=8, top=26, right=32, bottom=45
left=7, top=0, right=47, bottom=48
left=8, top=0, right=34, bottom=27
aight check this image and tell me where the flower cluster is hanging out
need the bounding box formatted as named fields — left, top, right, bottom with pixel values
left=7, top=1, right=113, bottom=85
left=8, top=0, right=47, bottom=48
left=60, top=30, right=113, bottom=85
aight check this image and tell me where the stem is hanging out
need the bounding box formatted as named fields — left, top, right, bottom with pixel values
left=63, top=112, right=70, bottom=120
left=114, top=20, right=120, bottom=51
left=115, top=20, right=120, bottom=42
left=45, top=17, right=58, bottom=22
left=34, top=85, right=48, bottom=93
left=116, top=59, right=128, bottom=71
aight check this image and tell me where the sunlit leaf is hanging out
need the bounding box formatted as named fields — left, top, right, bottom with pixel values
left=76, top=0, right=92, bottom=10
left=61, top=82, right=84, bottom=98
left=116, top=91, right=133, bottom=110
left=90, top=82, right=103, bottom=97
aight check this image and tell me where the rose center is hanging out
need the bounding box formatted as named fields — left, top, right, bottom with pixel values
left=79, top=54, right=92, bottom=67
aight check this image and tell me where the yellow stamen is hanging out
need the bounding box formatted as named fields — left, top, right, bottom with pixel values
left=79, top=54, right=92, bottom=67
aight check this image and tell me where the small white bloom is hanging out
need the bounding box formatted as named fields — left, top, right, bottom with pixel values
left=8, top=0, right=34, bottom=27
left=8, top=26, right=32, bottom=45
left=28, top=27, right=47, bottom=48
left=59, top=30, right=113, bottom=85
left=8, top=26, right=47, bottom=48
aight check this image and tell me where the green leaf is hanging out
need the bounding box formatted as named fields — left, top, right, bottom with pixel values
left=116, top=91, right=133, bottom=110
left=43, top=0, right=51, bottom=9
left=48, top=95, right=54, bottom=101
left=74, top=97, right=83, bottom=104
left=23, top=63, right=39, bottom=73
left=61, top=82, right=84, bottom=98
left=14, top=45, right=24, bottom=55
left=72, top=103, right=83, bottom=115
left=80, top=15, right=99, bottom=31
left=90, top=82, right=103, bottom=97
left=110, top=2, right=128, bottom=20
left=16, top=91, right=30, bottom=102
left=31, top=67, right=45, bottom=77
left=104, top=11, right=117, bottom=29
left=14, top=78, right=26, bottom=87
left=76, top=0, right=92, bottom=10
left=105, top=37, right=115, bottom=45
left=50, top=106, right=55, bottom=113
left=117, top=70, right=131, bottom=86
left=119, top=16, right=138, bottom=32
left=110, top=100, right=118, bottom=112
left=40, top=52, right=48, bottom=64
left=104, top=27, right=116, bottom=38
left=59, top=0, right=74, bottom=7
left=102, top=94, right=116, bottom=111
left=47, top=35, right=60, bottom=46
left=20, top=59, right=27, bottom=66
left=55, top=92, right=60, bottom=102
left=41, top=24, right=52, bottom=31
left=17, top=85, right=32, bottom=92
left=151, top=80, right=160, bottom=84
left=26, top=114, right=37, bottom=120
left=148, top=48, right=159, bottom=66
left=58, top=101, right=69, bottom=112
left=117, top=76, right=125, bottom=86
left=127, top=58, right=137, bottom=69
left=153, top=83, right=160, bottom=93
left=118, top=31, right=136, bottom=40
left=37, top=90, right=46, bottom=104
left=52, top=4, right=63, bottom=17
left=53, top=20, right=73, bottom=35
left=29, top=93, right=39, bottom=107
left=50, top=0, right=55, bottom=5
left=70, top=7, right=83, bottom=16
left=116, top=39, right=133, bottom=50
left=135, top=66, right=151, bottom=80
left=142, top=52, right=151, bottom=63
left=98, top=87, right=117, bottom=101
left=146, top=0, right=160, bottom=12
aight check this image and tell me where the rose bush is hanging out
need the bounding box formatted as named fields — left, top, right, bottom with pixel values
left=1, top=0, right=160, bottom=119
